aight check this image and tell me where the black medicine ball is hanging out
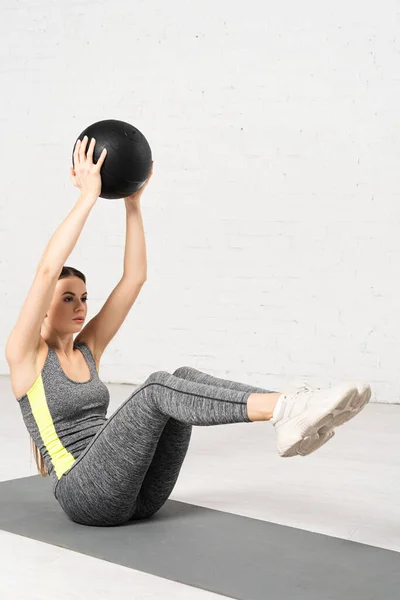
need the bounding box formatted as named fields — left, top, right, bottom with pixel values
left=72, top=119, right=152, bottom=199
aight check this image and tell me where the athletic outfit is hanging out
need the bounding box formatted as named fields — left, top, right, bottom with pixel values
left=17, top=341, right=371, bottom=526
left=17, top=341, right=272, bottom=526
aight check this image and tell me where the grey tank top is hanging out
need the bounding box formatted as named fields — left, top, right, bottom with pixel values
left=17, top=341, right=110, bottom=486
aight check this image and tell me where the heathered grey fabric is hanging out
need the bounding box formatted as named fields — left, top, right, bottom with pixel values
left=18, top=342, right=274, bottom=526
left=17, top=342, right=110, bottom=491
left=54, top=367, right=272, bottom=526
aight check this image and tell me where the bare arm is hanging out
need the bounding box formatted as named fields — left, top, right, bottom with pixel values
left=37, top=192, right=97, bottom=274
left=121, top=162, right=153, bottom=283
left=6, top=193, right=97, bottom=363
left=37, top=136, right=107, bottom=274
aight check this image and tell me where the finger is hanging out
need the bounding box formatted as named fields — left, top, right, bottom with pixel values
left=73, top=139, right=81, bottom=166
left=87, top=137, right=96, bottom=164
left=95, top=148, right=107, bottom=169
left=79, top=136, right=89, bottom=162
left=69, top=168, right=77, bottom=187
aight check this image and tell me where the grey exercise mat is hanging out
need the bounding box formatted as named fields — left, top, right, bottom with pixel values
left=0, top=476, right=399, bottom=600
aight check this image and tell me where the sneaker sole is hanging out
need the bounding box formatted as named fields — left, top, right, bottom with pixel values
left=278, top=383, right=371, bottom=458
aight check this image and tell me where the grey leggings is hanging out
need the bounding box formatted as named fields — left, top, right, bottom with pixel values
left=54, top=366, right=274, bottom=526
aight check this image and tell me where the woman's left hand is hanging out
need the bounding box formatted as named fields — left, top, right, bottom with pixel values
left=124, top=162, right=154, bottom=207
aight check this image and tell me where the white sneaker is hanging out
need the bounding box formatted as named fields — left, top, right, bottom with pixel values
left=271, top=381, right=371, bottom=457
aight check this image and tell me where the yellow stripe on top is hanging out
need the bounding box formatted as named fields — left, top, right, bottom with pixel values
left=28, top=374, right=76, bottom=478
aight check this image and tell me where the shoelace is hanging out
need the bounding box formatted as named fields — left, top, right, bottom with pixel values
left=289, top=381, right=321, bottom=401
left=290, top=385, right=313, bottom=401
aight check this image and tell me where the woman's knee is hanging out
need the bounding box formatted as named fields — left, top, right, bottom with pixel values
left=172, top=366, right=192, bottom=378
left=145, top=370, right=171, bottom=385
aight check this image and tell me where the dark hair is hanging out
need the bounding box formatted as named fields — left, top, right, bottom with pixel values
left=58, top=265, right=86, bottom=284
left=31, top=265, right=86, bottom=477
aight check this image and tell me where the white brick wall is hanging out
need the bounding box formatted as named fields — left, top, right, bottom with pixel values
left=1, top=1, right=399, bottom=403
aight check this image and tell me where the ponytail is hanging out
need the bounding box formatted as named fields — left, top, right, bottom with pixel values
left=30, top=438, right=48, bottom=477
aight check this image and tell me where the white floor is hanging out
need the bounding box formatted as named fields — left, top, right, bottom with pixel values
left=1, top=375, right=399, bottom=599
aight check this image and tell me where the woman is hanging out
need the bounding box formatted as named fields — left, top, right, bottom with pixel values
left=6, top=136, right=372, bottom=526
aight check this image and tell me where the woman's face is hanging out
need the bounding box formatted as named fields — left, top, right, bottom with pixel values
left=44, top=276, right=88, bottom=332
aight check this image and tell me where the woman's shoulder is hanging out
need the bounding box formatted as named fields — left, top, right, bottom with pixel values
left=10, top=338, right=49, bottom=400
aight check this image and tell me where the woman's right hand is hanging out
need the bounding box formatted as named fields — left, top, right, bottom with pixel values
left=70, top=136, right=107, bottom=199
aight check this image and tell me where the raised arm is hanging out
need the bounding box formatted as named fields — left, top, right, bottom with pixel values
left=6, top=137, right=106, bottom=363
left=38, top=136, right=107, bottom=273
